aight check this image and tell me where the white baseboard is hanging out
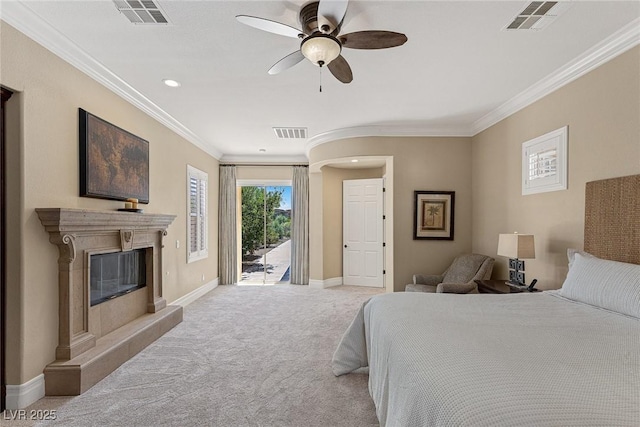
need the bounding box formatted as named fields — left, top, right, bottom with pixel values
left=170, top=277, right=219, bottom=307
left=308, top=279, right=323, bottom=289
left=309, top=277, right=343, bottom=289
left=6, top=374, right=45, bottom=410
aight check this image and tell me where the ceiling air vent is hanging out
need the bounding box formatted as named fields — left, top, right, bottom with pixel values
left=273, top=127, right=308, bottom=139
left=113, top=0, right=169, bottom=25
left=505, top=1, right=568, bottom=31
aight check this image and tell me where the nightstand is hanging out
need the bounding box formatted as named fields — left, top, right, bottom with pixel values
left=475, top=279, right=539, bottom=294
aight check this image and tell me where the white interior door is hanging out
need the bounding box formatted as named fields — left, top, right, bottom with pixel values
left=343, top=178, right=384, bottom=287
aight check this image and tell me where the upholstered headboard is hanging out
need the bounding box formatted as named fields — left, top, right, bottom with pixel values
left=584, top=174, right=640, bottom=265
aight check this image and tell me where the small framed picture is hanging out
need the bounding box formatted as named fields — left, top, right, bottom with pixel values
left=413, top=191, right=455, bottom=240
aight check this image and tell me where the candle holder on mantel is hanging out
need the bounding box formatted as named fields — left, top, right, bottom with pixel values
left=118, top=198, right=143, bottom=213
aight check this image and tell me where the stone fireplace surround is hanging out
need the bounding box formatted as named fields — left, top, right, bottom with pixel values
left=36, top=208, right=182, bottom=395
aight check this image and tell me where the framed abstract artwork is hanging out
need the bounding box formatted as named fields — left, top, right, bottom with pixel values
left=413, top=191, right=455, bottom=240
left=79, top=108, right=149, bottom=203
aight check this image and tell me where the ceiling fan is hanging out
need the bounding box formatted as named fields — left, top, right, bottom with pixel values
left=236, top=0, right=407, bottom=84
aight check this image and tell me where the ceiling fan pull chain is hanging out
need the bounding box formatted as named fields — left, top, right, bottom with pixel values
left=319, top=64, right=323, bottom=93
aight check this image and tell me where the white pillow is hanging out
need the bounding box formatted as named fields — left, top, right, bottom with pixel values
left=559, top=253, right=640, bottom=318
left=566, top=248, right=595, bottom=270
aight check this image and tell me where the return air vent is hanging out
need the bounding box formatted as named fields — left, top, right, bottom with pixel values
left=273, top=127, right=308, bottom=139
left=113, top=0, right=169, bottom=25
left=505, top=1, right=568, bottom=31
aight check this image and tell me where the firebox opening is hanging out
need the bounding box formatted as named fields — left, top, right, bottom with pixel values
left=90, top=249, right=147, bottom=306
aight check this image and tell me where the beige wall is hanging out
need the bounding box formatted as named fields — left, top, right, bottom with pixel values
left=310, top=137, right=473, bottom=291
left=1, top=23, right=220, bottom=385
left=321, top=166, right=384, bottom=279
left=235, top=165, right=293, bottom=181
left=471, top=46, right=640, bottom=289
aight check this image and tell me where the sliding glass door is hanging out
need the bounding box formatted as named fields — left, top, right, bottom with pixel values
left=239, top=185, right=291, bottom=285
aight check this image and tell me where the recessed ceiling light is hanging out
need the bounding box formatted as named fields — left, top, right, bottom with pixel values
left=259, top=148, right=267, bottom=152
left=351, top=159, right=359, bottom=163
left=163, top=79, right=181, bottom=87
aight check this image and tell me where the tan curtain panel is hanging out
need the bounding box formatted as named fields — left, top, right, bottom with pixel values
left=218, top=165, right=237, bottom=285
left=291, top=165, right=309, bottom=285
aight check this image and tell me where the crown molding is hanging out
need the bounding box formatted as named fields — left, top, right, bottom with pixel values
left=472, top=17, right=640, bottom=135
left=305, top=124, right=474, bottom=157
left=0, top=2, right=223, bottom=160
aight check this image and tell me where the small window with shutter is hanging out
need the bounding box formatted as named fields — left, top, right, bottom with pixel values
left=187, top=165, right=208, bottom=262
left=522, top=126, right=568, bottom=195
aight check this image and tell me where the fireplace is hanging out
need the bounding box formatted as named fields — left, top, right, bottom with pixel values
left=90, top=249, right=147, bottom=306
left=36, top=208, right=181, bottom=395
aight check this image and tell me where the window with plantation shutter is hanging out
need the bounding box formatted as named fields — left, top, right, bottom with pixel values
left=187, top=165, right=208, bottom=262
left=522, top=126, right=568, bottom=195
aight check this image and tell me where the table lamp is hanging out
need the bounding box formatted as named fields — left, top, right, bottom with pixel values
left=497, top=233, right=535, bottom=286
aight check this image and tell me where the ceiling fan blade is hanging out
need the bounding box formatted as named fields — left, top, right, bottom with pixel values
left=236, top=15, right=304, bottom=38
left=327, top=55, right=353, bottom=83
left=317, top=0, right=349, bottom=33
left=268, top=50, right=305, bottom=75
left=339, top=30, right=408, bottom=49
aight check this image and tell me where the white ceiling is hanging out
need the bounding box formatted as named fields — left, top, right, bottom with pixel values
left=2, top=1, right=639, bottom=162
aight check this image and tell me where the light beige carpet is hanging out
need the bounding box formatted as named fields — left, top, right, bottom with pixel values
left=18, top=285, right=382, bottom=427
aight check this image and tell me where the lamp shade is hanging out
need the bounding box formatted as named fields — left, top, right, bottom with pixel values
left=497, top=233, right=535, bottom=259
left=300, top=33, right=341, bottom=66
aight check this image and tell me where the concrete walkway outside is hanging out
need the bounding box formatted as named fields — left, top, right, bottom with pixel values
left=240, top=239, right=291, bottom=284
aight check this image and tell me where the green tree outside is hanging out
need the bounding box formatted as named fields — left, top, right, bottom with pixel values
left=271, top=213, right=291, bottom=242
left=241, top=186, right=290, bottom=255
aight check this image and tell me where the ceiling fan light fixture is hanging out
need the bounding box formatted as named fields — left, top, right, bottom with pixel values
left=300, top=33, right=341, bottom=66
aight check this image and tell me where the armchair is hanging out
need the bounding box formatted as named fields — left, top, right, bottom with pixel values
left=405, top=253, right=494, bottom=294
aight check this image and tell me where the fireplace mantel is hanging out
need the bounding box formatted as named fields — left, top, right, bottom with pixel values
left=36, top=208, right=182, bottom=395
left=37, top=208, right=176, bottom=233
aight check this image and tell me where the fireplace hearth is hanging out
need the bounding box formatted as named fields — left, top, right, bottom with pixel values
left=36, top=208, right=181, bottom=395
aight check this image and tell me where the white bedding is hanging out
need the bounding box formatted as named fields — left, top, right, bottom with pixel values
left=332, top=292, right=640, bottom=426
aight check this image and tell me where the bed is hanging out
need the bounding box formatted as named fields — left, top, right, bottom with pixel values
left=332, top=174, right=640, bottom=426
